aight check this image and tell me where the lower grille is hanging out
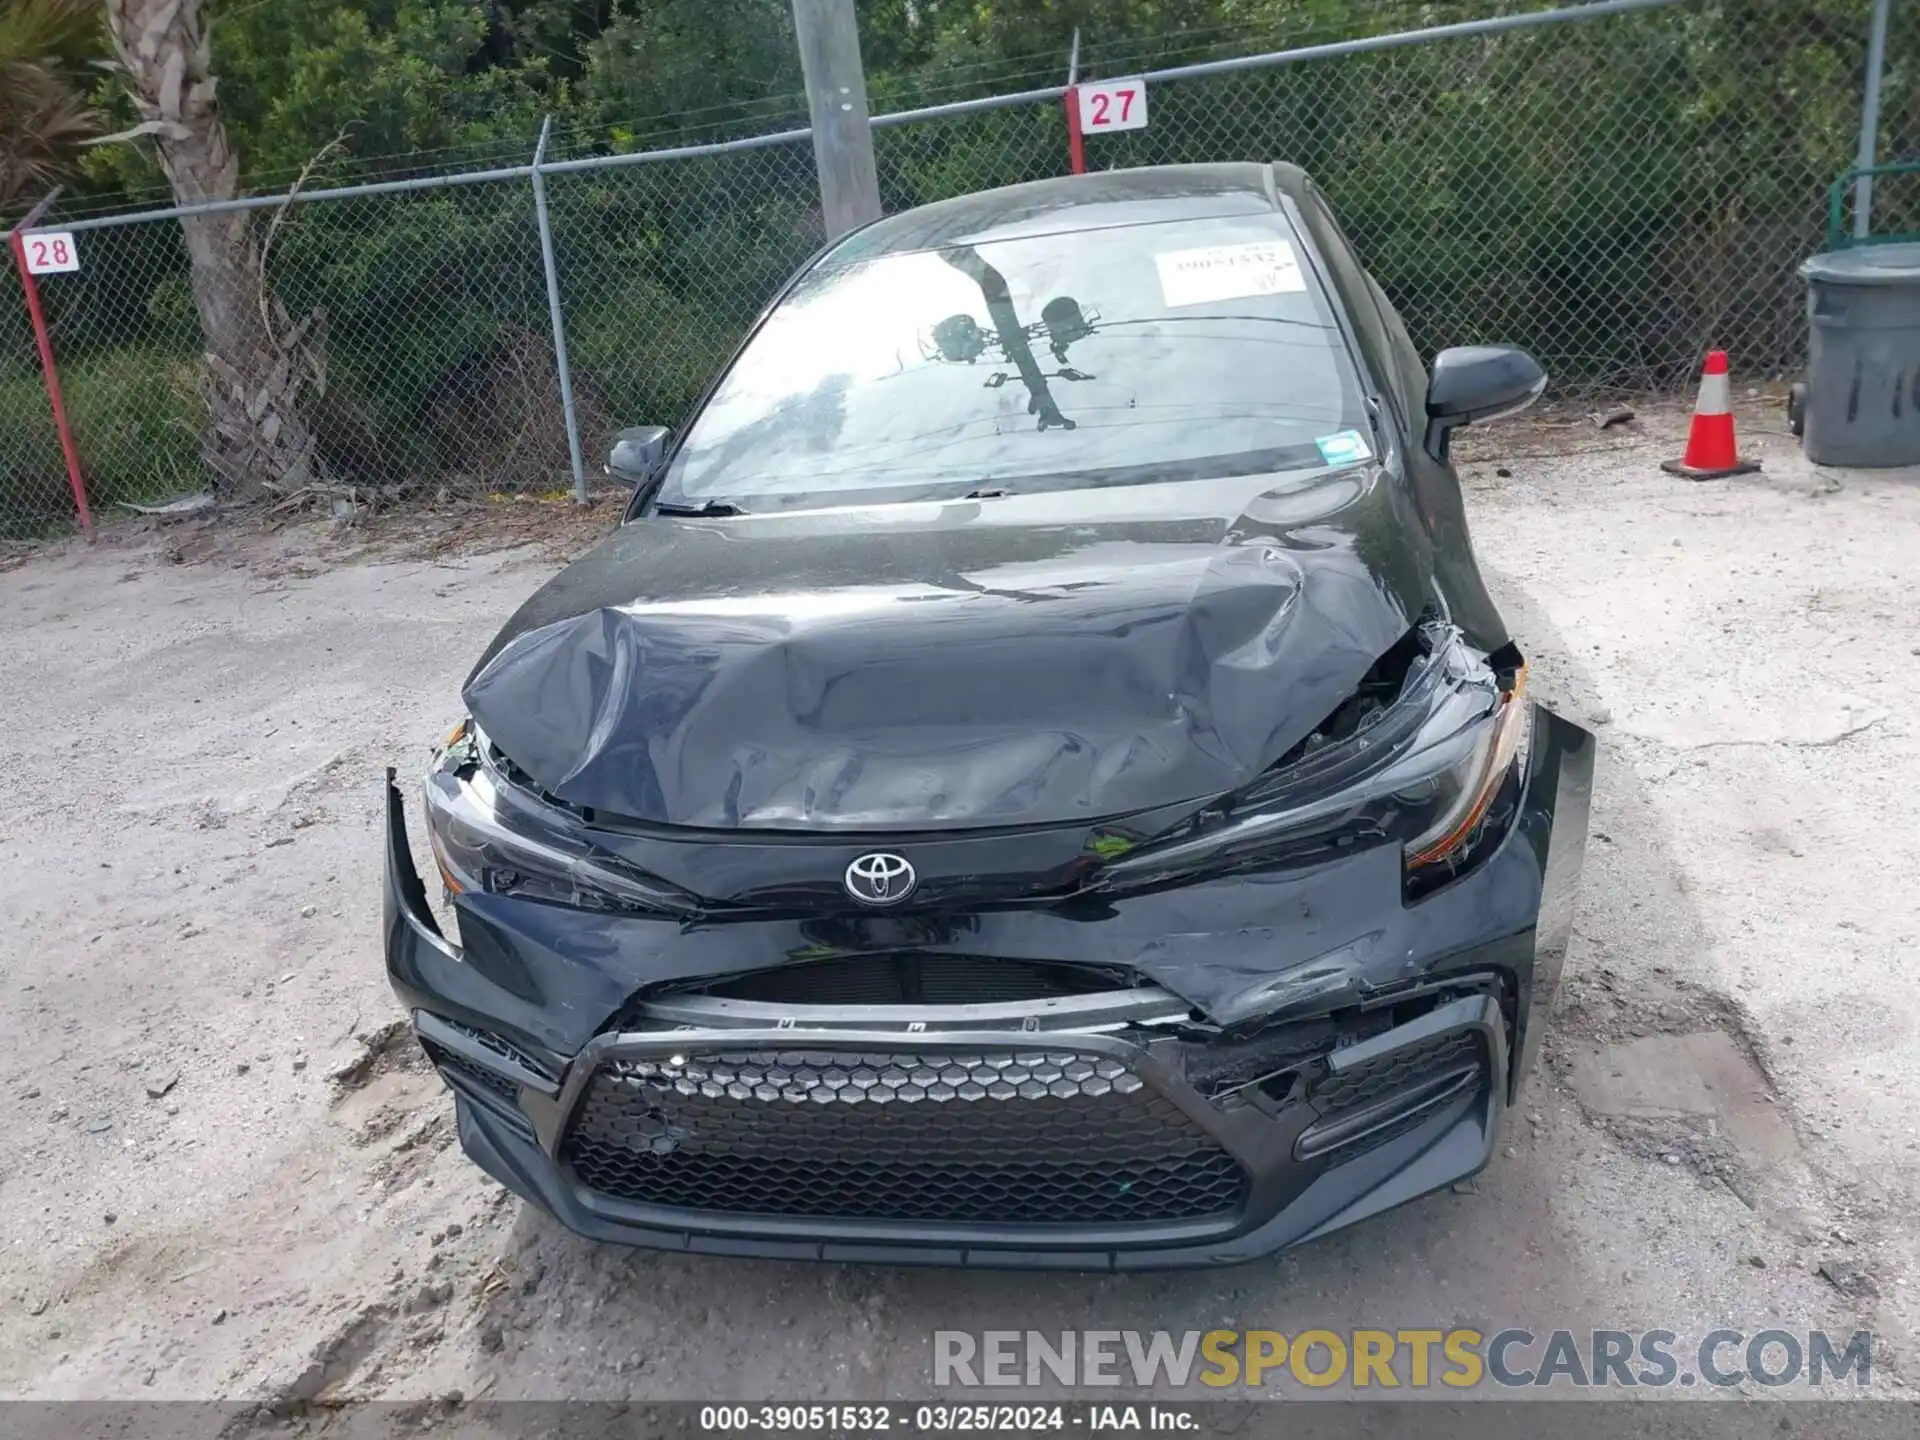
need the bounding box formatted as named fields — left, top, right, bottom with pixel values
left=1314, top=1031, right=1481, bottom=1113
left=1298, top=1030, right=1485, bottom=1161
left=562, top=1048, right=1246, bottom=1225
left=442, top=1019, right=554, bottom=1083
left=422, top=1039, right=519, bottom=1103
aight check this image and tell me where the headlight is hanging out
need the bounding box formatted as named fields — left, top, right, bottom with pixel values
left=422, top=732, right=696, bottom=917
left=1401, top=662, right=1529, bottom=870
left=1090, top=631, right=1529, bottom=893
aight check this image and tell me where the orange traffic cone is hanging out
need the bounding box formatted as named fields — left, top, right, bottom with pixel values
left=1662, top=350, right=1759, bottom=479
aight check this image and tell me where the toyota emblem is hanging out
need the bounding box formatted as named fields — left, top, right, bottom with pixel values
left=844, top=852, right=916, bottom=906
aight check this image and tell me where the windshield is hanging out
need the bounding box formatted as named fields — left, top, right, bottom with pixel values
left=657, top=210, right=1370, bottom=511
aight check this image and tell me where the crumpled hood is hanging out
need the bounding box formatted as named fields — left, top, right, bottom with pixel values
left=464, top=467, right=1443, bottom=830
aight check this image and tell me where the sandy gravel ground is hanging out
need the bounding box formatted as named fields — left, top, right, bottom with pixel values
left=0, top=399, right=1914, bottom=1412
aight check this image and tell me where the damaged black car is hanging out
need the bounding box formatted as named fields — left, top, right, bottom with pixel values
left=383, top=162, right=1594, bottom=1269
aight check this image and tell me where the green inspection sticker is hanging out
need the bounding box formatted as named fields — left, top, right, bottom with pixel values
left=1315, top=429, right=1372, bottom=465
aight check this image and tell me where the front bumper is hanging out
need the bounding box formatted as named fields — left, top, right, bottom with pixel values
left=383, top=709, right=1592, bottom=1269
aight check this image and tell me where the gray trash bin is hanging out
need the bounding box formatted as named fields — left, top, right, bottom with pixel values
left=1797, top=242, right=1920, bottom=467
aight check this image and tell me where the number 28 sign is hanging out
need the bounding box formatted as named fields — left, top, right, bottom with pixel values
left=22, top=231, right=81, bottom=275
left=1077, top=78, right=1148, bottom=134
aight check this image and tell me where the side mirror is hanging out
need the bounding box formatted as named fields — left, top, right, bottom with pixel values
left=608, top=425, right=670, bottom=484
left=1423, top=346, right=1546, bottom=462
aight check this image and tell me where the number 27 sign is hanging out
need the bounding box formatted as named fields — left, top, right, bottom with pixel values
left=22, top=231, right=81, bottom=275
left=1077, top=78, right=1148, bottom=134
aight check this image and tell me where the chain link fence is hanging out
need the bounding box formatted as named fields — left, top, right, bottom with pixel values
left=0, top=268, right=71, bottom=534
left=1, top=0, right=1909, bottom=540
left=1, top=182, right=565, bottom=536
left=1094, top=0, right=1903, bottom=393
left=542, top=137, right=824, bottom=457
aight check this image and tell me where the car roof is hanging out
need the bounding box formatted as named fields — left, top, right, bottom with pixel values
left=832, top=163, right=1300, bottom=261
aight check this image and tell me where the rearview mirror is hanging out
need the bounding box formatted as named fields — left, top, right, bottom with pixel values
left=608, top=425, right=670, bottom=484
left=1424, top=346, right=1546, bottom=462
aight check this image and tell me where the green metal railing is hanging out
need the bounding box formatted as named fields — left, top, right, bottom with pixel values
left=1827, top=162, right=1920, bottom=250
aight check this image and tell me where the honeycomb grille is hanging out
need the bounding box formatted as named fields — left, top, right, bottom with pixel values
left=563, top=1048, right=1246, bottom=1225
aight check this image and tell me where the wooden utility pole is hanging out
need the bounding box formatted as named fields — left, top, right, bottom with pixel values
left=790, top=0, right=881, bottom=238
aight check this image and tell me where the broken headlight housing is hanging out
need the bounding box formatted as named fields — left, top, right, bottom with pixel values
left=1091, top=626, right=1530, bottom=895
left=422, top=727, right=696, bottom=917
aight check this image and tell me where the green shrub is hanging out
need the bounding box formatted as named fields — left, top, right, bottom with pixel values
left=0, top=350, right=203, bottom=535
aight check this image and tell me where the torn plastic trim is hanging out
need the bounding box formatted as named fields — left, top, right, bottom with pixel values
left=1204, top=935, right=1384, bottom=1031
left=1206, top=958, right=1507, bottom=1045
left=1292, top=990, right=1510, bottom=1161
left=415, top=1009, right=562, bottom=1096
left=386, top=767, right=450, bottom=949
left=1085, top=625, right=1509, bottom=892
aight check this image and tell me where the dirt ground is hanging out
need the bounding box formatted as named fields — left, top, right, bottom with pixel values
left=1, top=397, right=1915, bottom=1410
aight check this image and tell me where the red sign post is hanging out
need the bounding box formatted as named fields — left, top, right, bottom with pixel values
left=1064, top=68, right=1148, bottom=178
left=7, top=204, right=94, bottom=538
left=1064, top=28, right=1086, bottom=176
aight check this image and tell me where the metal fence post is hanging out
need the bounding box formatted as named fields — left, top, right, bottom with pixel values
left=792, top=0, right=883, bottom=237
left=1065, top=28, right=1086, bottom=176
left=530, top=116, right=588, bottom=503
left=1854, top=0, right=1893, bottom=239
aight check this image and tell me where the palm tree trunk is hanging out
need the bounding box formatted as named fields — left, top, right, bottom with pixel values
left=103, top=0, right=321, bottom=497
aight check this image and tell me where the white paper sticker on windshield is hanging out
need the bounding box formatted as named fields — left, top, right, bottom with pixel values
left=1155, top=240, right=1305, bottom=307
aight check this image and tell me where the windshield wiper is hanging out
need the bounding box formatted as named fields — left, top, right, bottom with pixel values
left=653, top=499, right=749, bottom=517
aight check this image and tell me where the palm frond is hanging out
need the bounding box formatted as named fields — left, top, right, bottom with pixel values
left=0, top=56, right=103, bottom=212
left=0, top=0, right=106, bottom=71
